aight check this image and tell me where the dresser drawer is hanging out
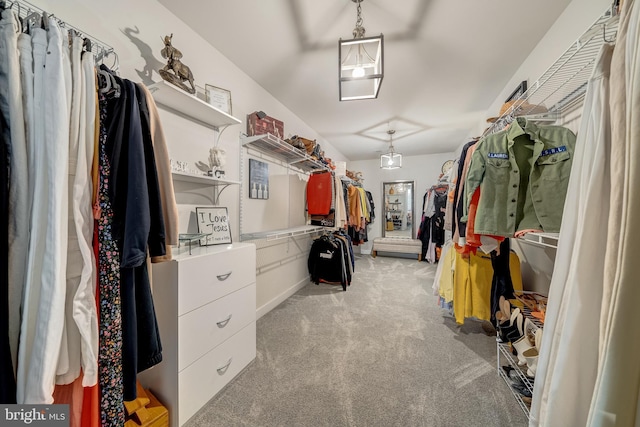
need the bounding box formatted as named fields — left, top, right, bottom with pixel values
left=177, top=245, right=256, bottom=315
left=178, top=322, right=256, bottom=425
left=178, top=283, right=256, bottom=371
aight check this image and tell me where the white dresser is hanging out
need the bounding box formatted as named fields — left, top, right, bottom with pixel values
left=139, top=242, right=257, bottom=426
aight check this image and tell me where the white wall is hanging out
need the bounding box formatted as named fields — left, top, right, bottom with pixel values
left=26, top=0, right=349, bottom=315
left=349, top=152, right=455, bottom=254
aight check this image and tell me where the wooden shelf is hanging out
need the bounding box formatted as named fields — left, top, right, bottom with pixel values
left=171, top=171, right=240, bottom=205
left=148, top=80, right=241, bottom=130
left=171, top=171, right=240, bottom=186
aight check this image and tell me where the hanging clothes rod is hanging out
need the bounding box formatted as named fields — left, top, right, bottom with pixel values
left=485, top=2, right=620, bottom=135
left=2, top=0, right=115, bottom=59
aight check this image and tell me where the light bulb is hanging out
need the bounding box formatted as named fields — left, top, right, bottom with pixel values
left=352, top=66, right=365, bottom=78
left=387, top=157, right=393, bottom=166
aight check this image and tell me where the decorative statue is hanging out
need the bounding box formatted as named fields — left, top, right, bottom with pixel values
left=208, top=147, right=226, bottom=170
left=159, top=33, right=196, bottom=94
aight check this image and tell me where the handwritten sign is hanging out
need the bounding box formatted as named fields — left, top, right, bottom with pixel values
left=196, top=207, right=232, bottom=245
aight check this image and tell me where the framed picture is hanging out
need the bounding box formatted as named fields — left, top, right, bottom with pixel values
left=205, top=84, right=232, bottom=115
left=249, top=159, right=269, bottom=200
left=195, top=206, right=232, bottom=245
left=506, top=80, right=528, bottom=103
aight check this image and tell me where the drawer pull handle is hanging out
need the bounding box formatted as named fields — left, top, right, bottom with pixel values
left=217, top=358, right=232, bottom=375
left=216, top=315, right=232, bottom=328
left=216, top=272, right=232, bottom=281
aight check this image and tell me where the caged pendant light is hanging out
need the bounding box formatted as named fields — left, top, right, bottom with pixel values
left=380, top=129, right=401, bottom=169
left=339, top=0, right=383, bottom=101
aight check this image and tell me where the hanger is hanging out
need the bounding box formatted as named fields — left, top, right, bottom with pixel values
left=24, top=9, right=41, bottom=34
left=95, top=46, right=107, bottom=64
left=96, top=48, right=119, bottom=74
left=83, top=37, right=92, bottom=54
left=97, top=67, right=121, bottom=98
left=41, top=11, right=49, bottom=31
left=6, top=0, right=23, bottom=29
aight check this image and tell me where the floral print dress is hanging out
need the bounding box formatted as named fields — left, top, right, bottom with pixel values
left=97, top=94, right=124, bottom=426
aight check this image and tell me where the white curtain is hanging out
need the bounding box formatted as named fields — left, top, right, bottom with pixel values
left=529, top=42, right=614, bottom=426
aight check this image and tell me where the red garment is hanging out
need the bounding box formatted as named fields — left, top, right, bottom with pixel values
left=80, top=226, right=100, bottom=427
left=81, top=385, right=99, bottom=427
left=456, top=187, right=504, bottom=254
left=53, top=374, right=84, bottom=427
left=306, top=172, right=333, bottom=215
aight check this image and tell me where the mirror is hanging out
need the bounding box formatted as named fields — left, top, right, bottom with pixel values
left=382, top=181, right=415, bottom=238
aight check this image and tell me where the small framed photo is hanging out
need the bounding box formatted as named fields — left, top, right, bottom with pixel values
left=195, top=206, right=232, bottom=245
left=249, top=159, right=269, bottom=200
left=506, top=80, right=528, bottom=103
left=205, top=84, right=232, bottom=115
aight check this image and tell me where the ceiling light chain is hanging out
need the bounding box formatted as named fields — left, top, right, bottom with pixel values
left=387, top=129, right=396, bottom=152
left=353, top=0, right=365, bottom=39
left=380, top=129, right=402, bottom=169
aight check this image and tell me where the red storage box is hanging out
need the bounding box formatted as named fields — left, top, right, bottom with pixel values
left=247, top=111, right=284, bottom=139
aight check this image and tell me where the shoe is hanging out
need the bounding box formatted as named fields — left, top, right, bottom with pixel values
left=502, top=365, right=515, bottom=374
left=498, top=309, right=523, bottom=343
left=522, top=327, right=543, bottom=377
left=512, top=325, right=534, bottom=366
left=535, top=328, right=543, bottom=352
left=501, top=296, right=512, bottom=320
left=511, top=383, right=533, bottom=398
left=482, top=321, right=497, bottom=336
left=522, top=347, right=539, bottom=377
left=499, top=296, right=511, bottom=319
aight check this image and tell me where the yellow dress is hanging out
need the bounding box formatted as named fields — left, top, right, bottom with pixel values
left=452, top=251, right=523, bottom=324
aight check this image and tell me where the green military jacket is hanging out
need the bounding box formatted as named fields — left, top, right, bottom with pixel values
left=463, top=117, right=576, bottom=237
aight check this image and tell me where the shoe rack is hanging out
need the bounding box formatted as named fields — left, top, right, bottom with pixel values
left=497, top=295, right=545, bottom=419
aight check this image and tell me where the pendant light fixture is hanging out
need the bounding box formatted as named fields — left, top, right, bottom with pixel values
left=339, top=0, right=384, bottom=101
left=380, top=129, right=401, bottom=169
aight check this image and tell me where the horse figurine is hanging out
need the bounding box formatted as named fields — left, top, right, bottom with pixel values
left=159, top=33, right=196, bottom=94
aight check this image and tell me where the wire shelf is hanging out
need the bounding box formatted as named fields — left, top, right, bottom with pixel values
left=7, top=0, right=115, bottom=58
left=517, top=232, right=559, bottom=249
left=497, top=355, right=532, bottom=419
left=488, top=5, right=619, bottom=132
left=240, top=225, right=326, bottom=242
left=497, top=291, right=546, bottom=419
left=242, top=134, right=329, bottom=173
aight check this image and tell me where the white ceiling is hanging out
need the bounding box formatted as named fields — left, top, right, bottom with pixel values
left=158, top=0, right=572, bottom=161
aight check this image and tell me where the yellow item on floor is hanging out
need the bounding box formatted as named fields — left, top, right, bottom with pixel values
left=124, top=382, right=169, bottom=427
left=452, top=251, right=523, bottom=324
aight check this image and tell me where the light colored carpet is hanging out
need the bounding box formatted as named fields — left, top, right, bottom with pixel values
left=185, top=255, right=528, bottom=427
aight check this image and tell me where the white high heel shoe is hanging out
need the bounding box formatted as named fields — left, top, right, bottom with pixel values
left=521, top=327, right=543, bottom=376
left=512, top=318, right=534, bottom=366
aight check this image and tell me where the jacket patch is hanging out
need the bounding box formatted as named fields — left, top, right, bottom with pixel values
left=540, top=146, right=567, bottom=157
left=488, top=152, right=509, bottom=159
left=319, top=251, right=334, bottom=259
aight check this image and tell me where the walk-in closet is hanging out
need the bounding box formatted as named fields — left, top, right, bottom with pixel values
left=1, top=0, right=637, bottom=426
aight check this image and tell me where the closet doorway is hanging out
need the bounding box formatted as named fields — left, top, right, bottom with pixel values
left=382, top=181, right=415, bottom=238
